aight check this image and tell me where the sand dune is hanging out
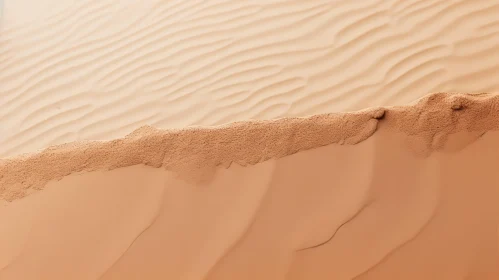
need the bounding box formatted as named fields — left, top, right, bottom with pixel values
left=1, top=93, right=499, bottom=279
left=3, top=0, right=499, bottom=279
left=2, top=0, right=499, bottom=157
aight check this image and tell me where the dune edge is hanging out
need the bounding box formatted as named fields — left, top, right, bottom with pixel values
left=1, top=92, right=499, bottom=202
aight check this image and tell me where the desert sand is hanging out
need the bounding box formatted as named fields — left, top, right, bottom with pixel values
left=2, top=0, right=499, bottom=157
left=2, top=0, right=499, bottom=279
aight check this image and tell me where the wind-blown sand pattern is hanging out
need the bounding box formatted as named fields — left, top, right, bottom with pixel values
left=1, top=93, right=499, bottom=279
left=3, top=0, right=499, bottom=157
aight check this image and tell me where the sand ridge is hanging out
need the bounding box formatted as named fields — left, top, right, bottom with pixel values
left=1, top=92, right=499, bottom=202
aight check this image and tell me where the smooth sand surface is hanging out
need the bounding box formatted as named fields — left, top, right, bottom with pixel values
left=1, top=93, right=499, bottom=279
left=2, top=0, right=499, bottom=157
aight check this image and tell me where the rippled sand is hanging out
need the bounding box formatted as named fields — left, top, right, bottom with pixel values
left=2, top=0, right=499, bottom=157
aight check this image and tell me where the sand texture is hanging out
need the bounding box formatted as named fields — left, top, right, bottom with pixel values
left=3, top=0, right=499, bottom=157
left=3, top=0, right=499, bottom=279
left=1, top=92, right=498, bottom=202
left=1, top=93, right=499, bottom=279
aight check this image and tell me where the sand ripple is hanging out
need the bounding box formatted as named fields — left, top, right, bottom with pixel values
left=2, top=0, right=499, bottom=157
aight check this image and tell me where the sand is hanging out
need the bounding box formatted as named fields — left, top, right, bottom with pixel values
left=2, top=0, right=499, bottom=157
left=2, top=92, right=498, bottom=201
left=1, top=93, right=499, bottom=279
left=2, top=0, right=499, bottom=279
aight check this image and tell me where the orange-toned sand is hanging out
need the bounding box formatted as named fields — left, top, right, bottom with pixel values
left=1, top=93, right=499, bottom=279
left=3, top=0, right=499, bottom=279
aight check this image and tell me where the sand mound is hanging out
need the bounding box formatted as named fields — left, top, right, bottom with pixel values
left=0, top=93, right=499, bottom=279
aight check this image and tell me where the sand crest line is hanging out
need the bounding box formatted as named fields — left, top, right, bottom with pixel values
left=1, top=92, right=498, bottom=202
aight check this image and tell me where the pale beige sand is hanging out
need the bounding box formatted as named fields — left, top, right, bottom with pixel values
left=1, top=93, right=499, bottom=279
left=2, top=0, right=499, bottom=157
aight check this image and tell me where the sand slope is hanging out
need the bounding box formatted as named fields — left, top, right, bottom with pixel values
left=1, top=126, right=498, bottom=279
left=1, top=93, right=499, bottom=279
left=2, top=0, right=499, bottom=157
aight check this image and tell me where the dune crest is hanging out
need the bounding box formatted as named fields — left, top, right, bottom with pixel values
left=1, top=92, right=499, bottom=202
